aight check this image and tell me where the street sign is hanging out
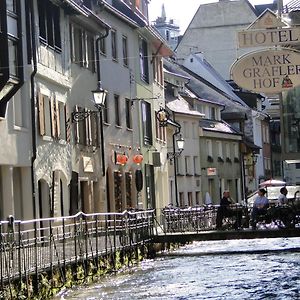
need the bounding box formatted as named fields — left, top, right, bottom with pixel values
left=207, top=168, right=217, bottom=176
left=238, top=27, right=300, bottom=48
left=230, top=48, right=300, bottom=93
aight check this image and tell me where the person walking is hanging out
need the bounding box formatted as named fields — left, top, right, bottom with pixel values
left=251, top=188, right=269, bottom=229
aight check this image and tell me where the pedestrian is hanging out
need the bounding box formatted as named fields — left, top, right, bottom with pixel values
left=277, top=187, right=288, bottom=206
left=251, top=188, right=269, bottom=229
left=216, top=190, right=242, bottom=230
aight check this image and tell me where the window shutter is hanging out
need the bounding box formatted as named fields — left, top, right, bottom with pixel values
left=65, top=104, right=71, bottom=143
left=87, top=114, right=92, bottom=146
left=74, top=105, right=80, bottom=144
left=56, top=99, right=61, bottom=139
left=38, top=93, right=45, bottom=136
left=50, top=97, right=56, bottom=138
left=85, top=109, right=89, bottom=146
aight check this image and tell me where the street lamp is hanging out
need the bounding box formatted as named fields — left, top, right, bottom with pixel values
left=72, top=81, right=107, bottom=122
left=156, top=107, right=184, bottom=207
left=72, top=81, right=107, bottom=176
left=167, top=134, right=185, bottom=160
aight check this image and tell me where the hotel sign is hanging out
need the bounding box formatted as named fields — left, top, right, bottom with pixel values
left=230, top=48, right=300, bottom=93
left=238, top=28, right=300, bottom=48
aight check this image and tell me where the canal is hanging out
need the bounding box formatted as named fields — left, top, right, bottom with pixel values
left=55, top=237, right=300, bottom=299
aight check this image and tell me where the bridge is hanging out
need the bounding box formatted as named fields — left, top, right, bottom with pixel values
left=153, top=228, right=300, bottom=244
left=154, top=205, right=300, bottom=243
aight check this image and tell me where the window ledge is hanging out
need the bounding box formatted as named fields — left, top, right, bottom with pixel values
left=115, top=125, right=122, bottom=129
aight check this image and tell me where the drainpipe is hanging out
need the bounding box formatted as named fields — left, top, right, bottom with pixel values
left=29, top=0, right=38, bottom=219
left=171, top=112, right=181, bottom=207
left=96, top=29, right=109, bottom=176
left=173, top=126, right=181, bottom=207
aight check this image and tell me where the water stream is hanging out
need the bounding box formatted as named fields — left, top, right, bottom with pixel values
left=55, top=237, right=300, bottom=300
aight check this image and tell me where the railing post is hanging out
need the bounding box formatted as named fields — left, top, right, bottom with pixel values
left=33, top=220, right=39, bottom=294
left=0, top=223, right=3, bottom=290
left=74, top=216, right=78, bottom=266
left=95, top=215, right=99, bottom=269
left=105, top=214, right=108, bottom=257
left=62, top=217, right=66, bottom=279
left=17, top=221, right=22, bottom=291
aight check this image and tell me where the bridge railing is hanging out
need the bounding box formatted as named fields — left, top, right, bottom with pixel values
left=0, top=210, right=154, bottom=286
left=160, top=206, right=219, bottom=233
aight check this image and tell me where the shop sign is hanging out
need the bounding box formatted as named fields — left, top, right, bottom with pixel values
left=238, top=27, right=300, bottom=48
left=207, top=168, right=217, bottom=176
left=230, top=48, right=300, bottom=93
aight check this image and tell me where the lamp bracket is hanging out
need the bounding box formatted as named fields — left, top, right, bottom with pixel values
left=72, top=109, right=100, bottom=123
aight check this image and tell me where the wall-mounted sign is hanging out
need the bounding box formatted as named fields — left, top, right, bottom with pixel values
left=238, top=27, right=300, bottom=48
left=83, top=156, right=93, bottom=173
left=230, top=48, right=300, bottom=93
left=207, top=168, right=217, bottom=176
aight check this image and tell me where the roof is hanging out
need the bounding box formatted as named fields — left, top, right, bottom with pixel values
left=164, top=58, right=250, bottom=115
left=283, top=0, right=300, bottom=13
left=199, top=119, right=242, bottom=135
left=166, top=95, right=205, bottom=118
left=182, top=53, right=246, bottom=105
left=254, top=3, right=278, bottom=16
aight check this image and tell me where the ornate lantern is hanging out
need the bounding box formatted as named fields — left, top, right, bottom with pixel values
left=116, top=153, right=128, bottom=166
left=133, top=154, right=143, bottom=165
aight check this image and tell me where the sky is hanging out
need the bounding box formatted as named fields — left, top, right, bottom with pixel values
left=148, top=0, right=287, bottom=34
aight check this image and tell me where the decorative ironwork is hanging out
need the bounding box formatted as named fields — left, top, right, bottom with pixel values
left=156, top=107, right=170, bottom=127
left=72, top=109, right=100, bottom=122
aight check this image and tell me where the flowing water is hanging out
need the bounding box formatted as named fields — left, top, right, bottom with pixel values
left=55, top=237, right=300, bottom=300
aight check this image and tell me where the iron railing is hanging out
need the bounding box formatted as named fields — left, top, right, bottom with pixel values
left=0, top=210, right=155, bottom=287
left=160, top=206, right=218, bottom=233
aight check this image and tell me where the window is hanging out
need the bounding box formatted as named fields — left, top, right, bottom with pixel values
left=7, top=0, right=17, bottom=13
left=193, top=156, right=200, bottom=175
left=13, top=91, right=26, bottom=128
left=233, top=143, right=239, bottom=158
left=100, top=37, right=106, bottom=55
left=206, top=139, right=212, bottom=157
left=188, top=192, right=193, bottom=206
left=111, top=29, right=117, bottom=60
left=74, top=106, right=99, bottom=146
left=195, top=191, right=200, bottom=205
left=70, top=24, right=95, bottom=71
left=38, top=0, right=61, bottom=50
left=114, top=94, right=121, bottom=126
left=38, top=93, right=68, bottom=140
left=125, top=98, right=132, bottom=129
left=185, top=156, right=191, bottom=174
left=122, top=35, right=128, bottom=66
left=217, top=141, right=223, bottom=158
left=86, top=33, right=95, bottom=72
left=210, top=107, right=216, bottom=120
left=183, top=121, right=189, bottom=138
left=141, top=101, right=152, bottom=145
left=8, top=39, right=18, bottom=77
left=139, top=36, right=149, bottom=83
left=226, top=143, right=230, bottom=158
left=166, top=30, right=170, bottom=41
left=152, top=54, right=163, bottom=85
left=103, top=96, right=109, bottom=124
